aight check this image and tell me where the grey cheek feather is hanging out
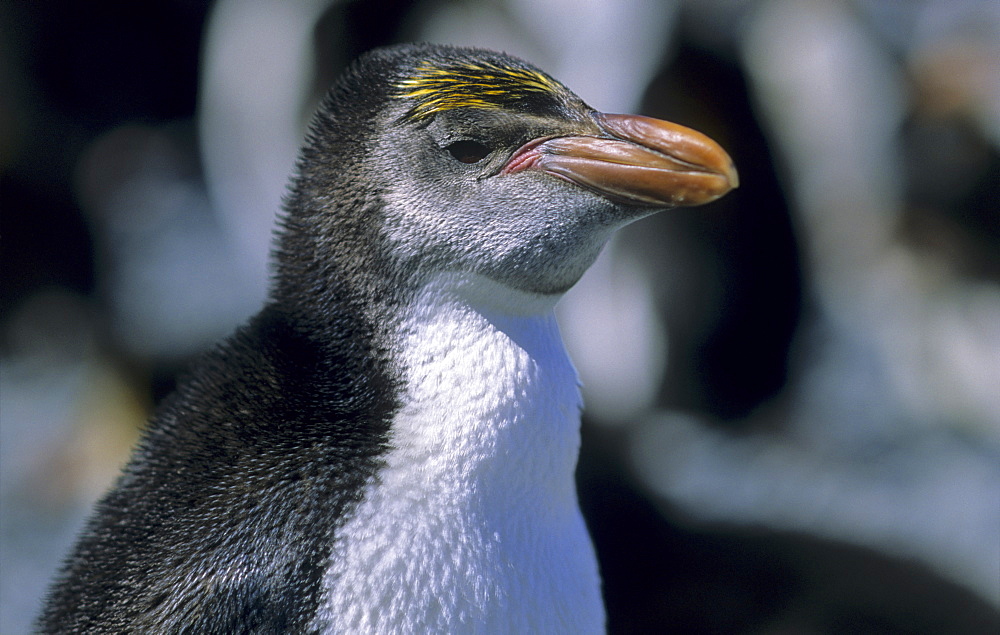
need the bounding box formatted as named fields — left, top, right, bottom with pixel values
left=380, top=168, right=621, bottom=295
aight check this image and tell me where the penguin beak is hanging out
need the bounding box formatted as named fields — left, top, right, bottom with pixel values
left=502, top=113, right=738, bottom=207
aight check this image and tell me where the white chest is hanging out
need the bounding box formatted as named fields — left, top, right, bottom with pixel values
left=311, top=286, right=605, bottom=633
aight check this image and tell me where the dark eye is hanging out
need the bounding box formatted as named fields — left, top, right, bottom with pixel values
left=445, top=140, right=492, bottom=164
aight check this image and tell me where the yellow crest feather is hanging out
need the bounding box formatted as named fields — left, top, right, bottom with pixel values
left=396, top=60, right=564, bottom=120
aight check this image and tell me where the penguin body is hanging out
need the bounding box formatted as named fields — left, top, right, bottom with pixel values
left=38, top=44, right=736, bottom=633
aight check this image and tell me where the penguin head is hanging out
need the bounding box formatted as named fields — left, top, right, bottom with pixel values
left=278, top=44, right=737, bottom=309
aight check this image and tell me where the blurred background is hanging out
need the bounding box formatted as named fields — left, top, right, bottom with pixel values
left=2, top=0, right=998, bottom=632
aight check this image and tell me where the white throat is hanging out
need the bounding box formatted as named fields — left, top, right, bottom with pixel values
left=312, top=274, right=605, bottom=633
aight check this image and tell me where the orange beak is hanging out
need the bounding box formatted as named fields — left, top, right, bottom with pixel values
left=502, top=112, right=738, bottom=207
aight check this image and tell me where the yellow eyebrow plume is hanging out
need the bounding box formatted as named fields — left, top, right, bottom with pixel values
left=396, top=60, right=564, bottom=120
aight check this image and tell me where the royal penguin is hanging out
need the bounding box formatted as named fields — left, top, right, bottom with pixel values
left=38, top=43, right=737, bottom=633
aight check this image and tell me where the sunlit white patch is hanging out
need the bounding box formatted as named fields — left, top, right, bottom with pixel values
left=311, top=273, right=604, bottom=633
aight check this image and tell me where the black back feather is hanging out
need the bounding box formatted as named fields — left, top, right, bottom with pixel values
left=35, top=46, right=425, bottom=634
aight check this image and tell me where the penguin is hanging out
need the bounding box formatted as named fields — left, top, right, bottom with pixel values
left=37, top=43, right=737, bottom=633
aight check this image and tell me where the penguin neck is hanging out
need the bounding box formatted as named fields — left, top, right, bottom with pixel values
left=389, top=272, right=583, bottom=499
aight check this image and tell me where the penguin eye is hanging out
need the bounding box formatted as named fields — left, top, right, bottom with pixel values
left=445, top=140, right=492, bottom=164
